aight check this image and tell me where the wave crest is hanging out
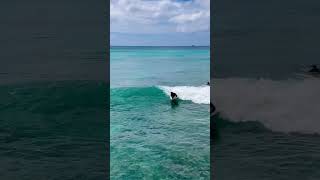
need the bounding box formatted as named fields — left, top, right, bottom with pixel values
left=158, top=85, right=210, bottom=104
left=213, top=78, right=320, bottom=134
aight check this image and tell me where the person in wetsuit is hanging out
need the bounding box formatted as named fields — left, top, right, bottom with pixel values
left=170, top=92, right=178, bottom=106
left=170, top=92, right=178, bottom=99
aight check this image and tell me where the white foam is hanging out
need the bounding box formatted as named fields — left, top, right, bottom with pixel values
left=212, top=78, right=320, bottom=134
left=158, top=85, right=210, bottom=104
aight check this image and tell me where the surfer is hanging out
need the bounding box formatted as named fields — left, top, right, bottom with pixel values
left=207, top=81, right=210, bottom=85
left=309, top=65, right=320, bottom=73
left=170, top=92, right=179, bottom=105
left=170, top=92, right=178, bottom=100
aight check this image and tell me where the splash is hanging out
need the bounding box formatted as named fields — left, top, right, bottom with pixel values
left=212, top=78, right=320, bottom=134
left=158, top=85, right=210, bottom=104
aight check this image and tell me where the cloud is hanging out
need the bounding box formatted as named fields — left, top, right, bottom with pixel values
left=111, top=0, right=210, bottom=33
left=169, top=10, right=210, bottom=32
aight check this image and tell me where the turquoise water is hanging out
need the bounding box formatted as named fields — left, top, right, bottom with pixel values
left=110, top=46, right=210, bottom=179
left=111, top=46, right=210, bottom=87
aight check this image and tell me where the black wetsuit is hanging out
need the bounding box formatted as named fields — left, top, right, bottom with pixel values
left=170, top=92, right=178, bottom=99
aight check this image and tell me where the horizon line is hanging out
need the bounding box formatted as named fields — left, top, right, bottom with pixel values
left=110, top=45, right=210, bottom=47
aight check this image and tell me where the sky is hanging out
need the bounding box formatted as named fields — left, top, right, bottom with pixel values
left=110, top=0, right=210, bottom=46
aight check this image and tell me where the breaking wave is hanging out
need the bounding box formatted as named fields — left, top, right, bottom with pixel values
left=212, top=78, right=320, bottom=134
left=158, top=85, right=210, bottom=104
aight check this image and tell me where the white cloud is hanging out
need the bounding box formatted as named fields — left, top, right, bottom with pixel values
left=169, top=10, right=209, bottom=32
left=110, top=0, right=210, bottom=33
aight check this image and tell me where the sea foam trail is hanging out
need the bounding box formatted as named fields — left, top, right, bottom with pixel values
left=158, top=86, right=210, bottom=104
left=212, top=78, right=320, bottom=134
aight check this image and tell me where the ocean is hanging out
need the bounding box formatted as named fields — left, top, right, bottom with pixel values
left=0, top=81, right=108, bottom=179
left=212, top=0, right=320, bottom=179
left=0, top=0, right=108, bottom=179
left=212, top=77, right=320, bottom=179
left=110, top=46, right=210, bottom=179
